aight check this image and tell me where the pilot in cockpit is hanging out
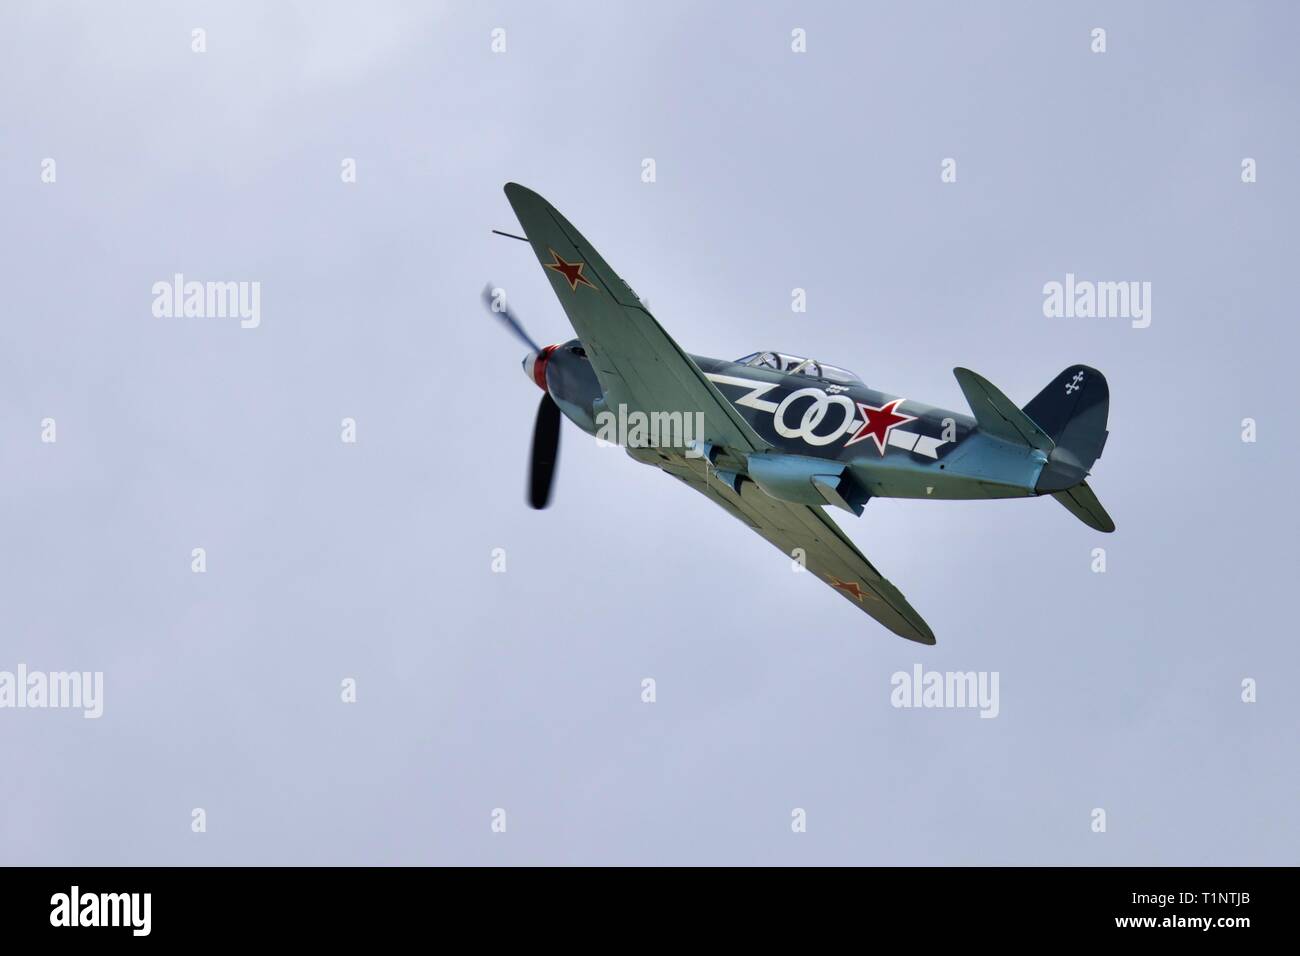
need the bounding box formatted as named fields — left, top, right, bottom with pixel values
left=733, top=351, right=862, bottom=385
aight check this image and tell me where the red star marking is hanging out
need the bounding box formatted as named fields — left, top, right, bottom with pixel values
left=829, top=576, right=866, bottom=602
left=544, top=249, right=597, bottom=292
left=844, top=398, right=916, bottom=455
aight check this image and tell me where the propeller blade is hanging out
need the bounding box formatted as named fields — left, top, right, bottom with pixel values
left=482, top=283, right=541, bottom=352
left=528, top=392, right=561, bottom=509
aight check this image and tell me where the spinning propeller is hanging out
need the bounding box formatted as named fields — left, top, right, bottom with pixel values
left=482, top=284, right=561, bottom=509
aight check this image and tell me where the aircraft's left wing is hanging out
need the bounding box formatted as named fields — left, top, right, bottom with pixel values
left=503, top=183, right=769, bottom=455
left=635, top=450, right=937, bottom=644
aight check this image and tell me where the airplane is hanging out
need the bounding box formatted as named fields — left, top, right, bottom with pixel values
left=485, top=183, right=1114, bottom=644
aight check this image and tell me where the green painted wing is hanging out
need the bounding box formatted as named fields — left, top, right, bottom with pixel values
left=503, top=183, right=769, bottom=455
left=639, top=449, right=937, bottom=644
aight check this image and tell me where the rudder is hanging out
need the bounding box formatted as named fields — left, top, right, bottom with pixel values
left=1023, top=365, right=1109, bottom=492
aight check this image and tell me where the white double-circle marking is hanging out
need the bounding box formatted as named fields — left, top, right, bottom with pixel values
left=772, top=387, right=857, bottom=446
left=706, top=374, right=857, bottom=447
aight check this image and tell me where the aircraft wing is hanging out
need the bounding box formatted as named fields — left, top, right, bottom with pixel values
left=637, top=450, right=937, bottom=644
left=503, top=183, right=769, bottom=455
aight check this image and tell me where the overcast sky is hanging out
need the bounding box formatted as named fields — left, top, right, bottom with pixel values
left=2, top=0, right=1296, bottom=864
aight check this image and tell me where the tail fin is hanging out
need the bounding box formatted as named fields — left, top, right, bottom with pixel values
left=1022, top=365, right=1109, bottom=492
left=1022, top=365, right=1115, bottom=531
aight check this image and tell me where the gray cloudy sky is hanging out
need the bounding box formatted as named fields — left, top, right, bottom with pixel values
left=2, top=1, right=1296, bottom=865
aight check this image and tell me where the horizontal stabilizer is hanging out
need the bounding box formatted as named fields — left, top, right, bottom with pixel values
left=953, top=367, right=1054, bottom=451
left=1051, top=481, right=1116, bottom=533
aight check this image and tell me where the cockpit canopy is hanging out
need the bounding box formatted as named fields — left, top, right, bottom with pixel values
left=733, top=351, right=862, bottom=385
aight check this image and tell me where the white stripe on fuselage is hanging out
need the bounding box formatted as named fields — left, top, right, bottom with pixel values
left=707, top=371, right=948, bottom=458
left=703, top=373, right=781, bottom=413
left=889, top=429, right=945, bottom=458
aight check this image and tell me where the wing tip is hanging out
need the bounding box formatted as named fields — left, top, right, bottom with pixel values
left=504, top=181, right=539, bottom=203
left=904, top=625, right=938, bottom=646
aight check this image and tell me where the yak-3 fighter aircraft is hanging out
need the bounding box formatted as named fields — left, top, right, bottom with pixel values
left=486, top=183, right=1114, bottom=644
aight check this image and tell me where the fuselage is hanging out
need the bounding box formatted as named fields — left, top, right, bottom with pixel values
left=538, top=339, right=1047, bottom=502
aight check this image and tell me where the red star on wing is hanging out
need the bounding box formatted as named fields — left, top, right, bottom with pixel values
left=844, top=398, right=916, bottom=455
left=544, top=249, right=597, bottom=292
left=828, top=576, right=867, bottom=602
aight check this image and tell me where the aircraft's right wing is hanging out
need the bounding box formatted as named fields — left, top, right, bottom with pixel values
left=636, top=450, right=937, bottom=644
